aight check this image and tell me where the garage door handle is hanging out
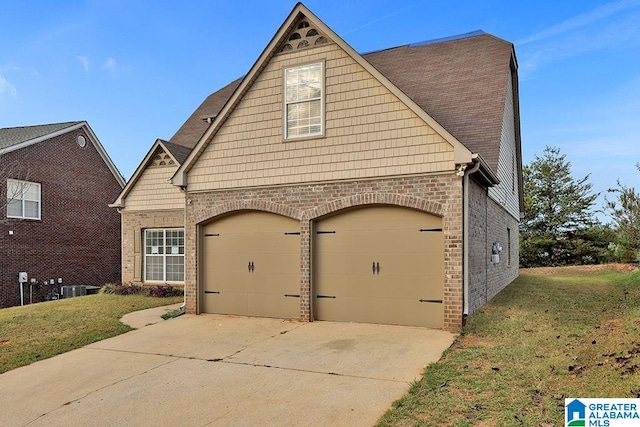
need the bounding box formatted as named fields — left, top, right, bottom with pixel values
left=248, top=261, right=255, bottom=273
left=372, top=262, right=380, bottom=275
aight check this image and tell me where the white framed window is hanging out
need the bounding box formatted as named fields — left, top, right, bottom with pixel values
left=285, top=62, right=323, bottom=139
left=144, top=228, right=185, bottom=282
left=7, top=179, right=41, bottom=220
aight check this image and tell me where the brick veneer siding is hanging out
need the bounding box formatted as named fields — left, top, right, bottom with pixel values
left=120, top=210, right=185, bottom=283
left=467, top=177, right=519, bottom=315
left=0, top=128, right=122, bottom=308
left=184, top=173, right=464, bottom=331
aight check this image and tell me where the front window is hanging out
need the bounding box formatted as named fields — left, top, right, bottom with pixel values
left=285, top=62, right=323, bottom=139
left=144, top=229, right=185, bottom=282
left=7, top=179, right=41, bottom=220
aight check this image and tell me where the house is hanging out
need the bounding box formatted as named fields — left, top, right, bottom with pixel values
left=0, top=121, right=125, bottom=307
left=112, top=3, right=523, bottom=331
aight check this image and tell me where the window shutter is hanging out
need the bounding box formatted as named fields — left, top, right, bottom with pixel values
left=133, top=229, right=142, bottom=281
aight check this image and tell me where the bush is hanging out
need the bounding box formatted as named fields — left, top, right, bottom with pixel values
left=99, top=282, right=183, bottom=298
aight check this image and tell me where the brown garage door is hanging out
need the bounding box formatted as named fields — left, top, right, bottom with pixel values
left=201, top=211, right=300, bottom=319
left=314, top=206, right=444, bottom=328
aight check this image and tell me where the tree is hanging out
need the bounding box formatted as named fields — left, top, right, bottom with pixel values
left=605, top=164, right=640, bottom=263
left=520, top=146, right=598, bottom=267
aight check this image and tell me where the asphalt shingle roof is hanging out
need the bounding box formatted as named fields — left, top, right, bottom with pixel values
left=0, top=122, right=81, bottom=151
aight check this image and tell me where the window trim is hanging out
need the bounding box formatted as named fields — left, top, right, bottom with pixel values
left=283, top=61, right=325, bottom=141
left=7, top=179, right=41, bottom=220
left=143, top=228, right=185, bottom=283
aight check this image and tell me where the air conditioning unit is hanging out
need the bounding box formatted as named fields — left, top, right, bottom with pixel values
left=61, top=285, right=87, bottom=298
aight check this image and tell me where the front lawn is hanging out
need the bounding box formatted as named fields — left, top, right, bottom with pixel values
left=378, top=264, right=640, bottom=426
left=0, top=294, right=182, bottom=374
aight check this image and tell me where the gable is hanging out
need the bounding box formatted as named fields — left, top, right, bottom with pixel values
left=179, top=5, right=477, bottom=190
left=122, top=146, right=184, bottom=211
left=112, top=140, right=185, bottom=210
left=186, top=34, right=456, bottom=192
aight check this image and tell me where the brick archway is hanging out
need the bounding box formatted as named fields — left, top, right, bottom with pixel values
left=304, top=193, right=444, bottom=220
left=194, top=200, right=303, bottom=224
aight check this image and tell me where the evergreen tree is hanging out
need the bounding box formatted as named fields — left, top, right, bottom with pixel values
left=605, top=164, right=640, bottom=263
left=520, top=146, right=598, bottom=267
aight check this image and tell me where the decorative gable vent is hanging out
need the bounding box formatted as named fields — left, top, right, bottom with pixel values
left=279, top=18, right=328, bottom=53
left=150, top=148, right=175, bottom=167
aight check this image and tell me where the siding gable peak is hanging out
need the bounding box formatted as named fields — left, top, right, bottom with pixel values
left=172, top=3, right=474, bottom=187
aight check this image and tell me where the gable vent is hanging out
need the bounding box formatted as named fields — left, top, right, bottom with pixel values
left=278, top=18, right=329, bottom=54
left=151, top=148, right=175, bottom=167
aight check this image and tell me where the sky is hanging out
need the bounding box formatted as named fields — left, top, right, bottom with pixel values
left=1, top=0, right=639, bottom=219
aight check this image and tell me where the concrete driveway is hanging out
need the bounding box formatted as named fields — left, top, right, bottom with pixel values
left=0, top=313, right=455, bottom=426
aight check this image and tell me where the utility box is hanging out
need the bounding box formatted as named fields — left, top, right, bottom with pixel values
left=18, top=272, right=28, bottom=283
left=61, top=285, right=87, bottom=298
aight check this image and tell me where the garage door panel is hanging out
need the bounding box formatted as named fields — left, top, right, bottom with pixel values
left=248, top=293, right=299, bottom=318
left=201, top=211, right=300, bottom=319
left=203, top=292, right=248, bottom=316
left=315, top=296, right=443, bottom=328
left=315, top=206, right=444, bottom=328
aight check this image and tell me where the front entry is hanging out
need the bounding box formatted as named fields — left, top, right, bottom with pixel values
left=201, top=211, right=300, bottom=319
left=314, top=206, right=444, bottom=327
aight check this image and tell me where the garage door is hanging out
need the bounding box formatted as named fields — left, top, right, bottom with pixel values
left=201, top=211, right=300, bottom=319
left=314, top=206, right=444, bottom=328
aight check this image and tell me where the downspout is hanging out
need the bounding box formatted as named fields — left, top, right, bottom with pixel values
left=463, top=159, right=481, bottom=323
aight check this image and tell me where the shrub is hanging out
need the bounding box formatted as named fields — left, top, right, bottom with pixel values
left=99, top=282, right=183, bottom=298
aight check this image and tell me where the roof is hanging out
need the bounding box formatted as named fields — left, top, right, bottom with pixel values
left=0, top=121, right=125, bottom=187
left=0, top=122, right=81, bottom=150
left=169, top=78, right=243, bottom=148
left=363, top=32, right=516, bottom=172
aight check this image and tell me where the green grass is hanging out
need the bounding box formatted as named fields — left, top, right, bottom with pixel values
left=378, top=265, right=640, bottom=426
left=0, top=294, right=182, bottom=374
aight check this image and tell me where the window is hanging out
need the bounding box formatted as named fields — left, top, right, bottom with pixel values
left=285, top=62, right=323, bottom=139
left=144, top=229, right=185, bottom=282
left=7, top=179, right=41, bottom=220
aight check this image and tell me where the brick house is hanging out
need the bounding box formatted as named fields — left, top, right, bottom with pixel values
left=0, top=121, right=125, bottom=307
left=112, top=4, right=523, bottom=331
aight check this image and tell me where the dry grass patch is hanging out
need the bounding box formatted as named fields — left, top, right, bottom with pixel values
left=378, top=264, right=640, bottom=426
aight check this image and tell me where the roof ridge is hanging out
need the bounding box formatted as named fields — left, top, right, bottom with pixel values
left=361, top=30, right=486, bottom=55
left=0, top=121, right=82, bottom=131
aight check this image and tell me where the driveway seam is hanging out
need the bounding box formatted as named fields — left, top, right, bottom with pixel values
left=86, top=345, right=408, bottom=384
left=23, top=356, right=181, bottom=426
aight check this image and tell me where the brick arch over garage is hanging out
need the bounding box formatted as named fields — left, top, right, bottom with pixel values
left=194, top=200, right=303, bottom=224
left=304, top=193, right=444, bottom=220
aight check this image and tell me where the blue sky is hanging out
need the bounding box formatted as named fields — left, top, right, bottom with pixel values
left=1, top=0, right=639, bottom=218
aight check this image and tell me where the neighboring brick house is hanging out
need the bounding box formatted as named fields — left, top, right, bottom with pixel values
left=0, top=121, right=125, bottom=307
left=113, top=4, right=523, bottom=331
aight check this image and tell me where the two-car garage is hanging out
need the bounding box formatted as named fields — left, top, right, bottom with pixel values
left=200, top=206, right=444, bottom=328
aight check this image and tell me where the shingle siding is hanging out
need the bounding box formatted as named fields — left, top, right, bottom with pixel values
left=0, top=128, right=122, bottom=307
left=187, top=43, right=454, bottom=191
left=488, top=68, right=521, bottom=220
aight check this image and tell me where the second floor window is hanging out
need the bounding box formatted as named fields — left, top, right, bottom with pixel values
left=285, top=62, right=323, bottom=139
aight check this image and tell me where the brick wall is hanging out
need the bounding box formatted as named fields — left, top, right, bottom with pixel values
left=184, top=173, right=464, bottom=331
left=0, top=128, right=122, bottom=308
left=467, top=177, right=519, bottom=316
left=120, top=210, right=184, bottom=283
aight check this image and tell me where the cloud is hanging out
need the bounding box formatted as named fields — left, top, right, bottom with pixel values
left=516, top=0, right=640, bottom=45
left=77, top=56, right=90, bottom=72
left=102, top=57, right=117, bottom=76
left=0, top=75, right=17, bottom=102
